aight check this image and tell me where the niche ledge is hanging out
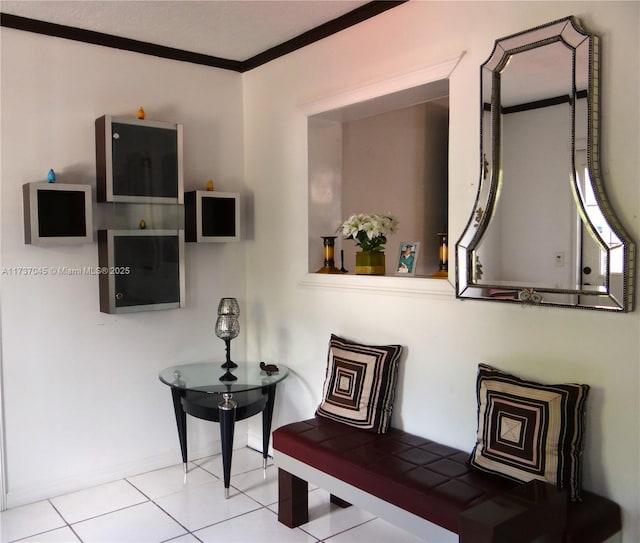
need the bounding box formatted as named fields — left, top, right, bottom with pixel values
left=298, top=273, right=454, bottom=299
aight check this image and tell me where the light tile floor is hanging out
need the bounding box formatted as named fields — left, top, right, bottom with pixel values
left=0, top=448, right=425, bottom=543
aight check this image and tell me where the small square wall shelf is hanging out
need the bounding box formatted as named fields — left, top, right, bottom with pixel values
left=98, top=229, right=185, bottom=314
left=184, top=191, right=240, bottom=242
left=95, top=115, right=184, bottom=204
left=23, top=182, right=93, bottom=245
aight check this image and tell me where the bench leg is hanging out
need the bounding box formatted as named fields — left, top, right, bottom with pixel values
left=330, top=494, right=352, bottom=508
left=278, top=468, right=309, bottom=528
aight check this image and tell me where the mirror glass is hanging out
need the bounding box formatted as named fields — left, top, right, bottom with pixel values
left=456, top=17, right=635, bottom=311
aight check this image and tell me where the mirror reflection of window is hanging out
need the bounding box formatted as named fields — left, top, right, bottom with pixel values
left=576, top=159, right=624, bottom=275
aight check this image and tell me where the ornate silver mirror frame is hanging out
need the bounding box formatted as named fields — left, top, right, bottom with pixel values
left=456, top=16, right=635, bottom=311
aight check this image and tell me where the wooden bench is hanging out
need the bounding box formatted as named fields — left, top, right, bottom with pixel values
left=273, top=417, right=622, bottom=543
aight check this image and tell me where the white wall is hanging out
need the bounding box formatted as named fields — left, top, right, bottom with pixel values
left=307, top=117, right=343, bottom=271
left=1, top=2, right=638, bottom=540
left=242, top=2, right=639, bottom=542
left=0, top=29, right=248, bottom=506
left=341, top=101, right=448, bottom=276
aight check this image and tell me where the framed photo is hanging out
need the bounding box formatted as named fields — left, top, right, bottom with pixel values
left=395, top=242, right=420, bottom=276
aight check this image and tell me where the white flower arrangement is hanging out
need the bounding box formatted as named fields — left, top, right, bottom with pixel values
left=340, top=213, right=398, bottom=252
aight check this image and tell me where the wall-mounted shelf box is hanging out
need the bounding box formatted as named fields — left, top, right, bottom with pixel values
left=23, top=182, right=93, bottom=245
left=184, top=190, right=240, bottom=242
left=95, top=115, right=183, bottom=204
left=98, top=229, right=185, bottom=314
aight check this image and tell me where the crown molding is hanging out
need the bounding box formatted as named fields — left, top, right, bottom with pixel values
left=0, top=2, right=407, bottom=73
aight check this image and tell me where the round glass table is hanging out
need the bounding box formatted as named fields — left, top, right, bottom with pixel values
left=159, top=361, right=289, bottom=497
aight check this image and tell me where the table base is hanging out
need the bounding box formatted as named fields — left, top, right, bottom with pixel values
left=170, top=386, right=277, bottom=497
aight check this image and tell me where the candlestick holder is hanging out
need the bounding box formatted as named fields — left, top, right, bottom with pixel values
left=431, top=232, right=449, bottom=279
left=215, top=298, right=240, bottom=381
left=316, top=236, right=341, bottom=274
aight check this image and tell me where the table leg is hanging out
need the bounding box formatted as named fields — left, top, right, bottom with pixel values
left=218, top=392, right=237, bottom=498
left=261, top=385, right=277, bottom=469
left=171, top=387, right=188, bottom=473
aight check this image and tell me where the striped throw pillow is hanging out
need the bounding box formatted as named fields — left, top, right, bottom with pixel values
left=316, top=334, right=403, bottom=434
left=469, top=363, right=589, bottom=501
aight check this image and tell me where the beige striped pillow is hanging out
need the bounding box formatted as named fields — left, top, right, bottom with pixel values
left=316, top=334, right=403, bottom=434
left=469, top=363, right=589, bottom=501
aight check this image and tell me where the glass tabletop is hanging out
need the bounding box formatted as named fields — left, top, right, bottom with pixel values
left=158, top=361, right=289, bottom=394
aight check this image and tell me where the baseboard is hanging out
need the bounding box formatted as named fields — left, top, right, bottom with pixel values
left=6, top=418, right=254, bottom=511
left=5, top=438, right=235, bottom=510
left=247, top=431, right=269, bottom=456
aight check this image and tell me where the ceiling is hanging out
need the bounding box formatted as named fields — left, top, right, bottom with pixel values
left=0, top=0, right=380, bottom=63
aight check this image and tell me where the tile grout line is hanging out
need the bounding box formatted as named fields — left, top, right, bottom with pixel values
left=303, top=516, right=379, bottom=542
left=41, top=480, right=151, bottom=540
left=7, top=499, right=77, bottom=543
left=122, top=473, right=200, bottom=540
left=149, top=492, right=205, bottom=539
left=133, top=459, right=276, bottom=540
left=7, top=451, right=370, bottom=543
left=181, top=484, right=267, bottom=536
left=46, top=498, right=74, bottom=540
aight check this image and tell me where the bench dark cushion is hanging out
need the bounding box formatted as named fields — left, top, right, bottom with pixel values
left=273, top=417, right=621, bottom=542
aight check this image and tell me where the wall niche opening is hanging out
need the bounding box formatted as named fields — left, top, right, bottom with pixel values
left=308, top=78, right=449, bottom=277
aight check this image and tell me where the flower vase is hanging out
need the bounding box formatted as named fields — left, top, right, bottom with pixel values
left=355, top=251, right=385, bottom=275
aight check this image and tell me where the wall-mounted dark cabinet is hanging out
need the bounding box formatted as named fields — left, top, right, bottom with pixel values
left=95, top=115, right=183, bottom=204
left=98, top=229, right=185, bottom=314
left=185, top=190, right=240, bottom=242
left=23, top=182, right=93, bottom=245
